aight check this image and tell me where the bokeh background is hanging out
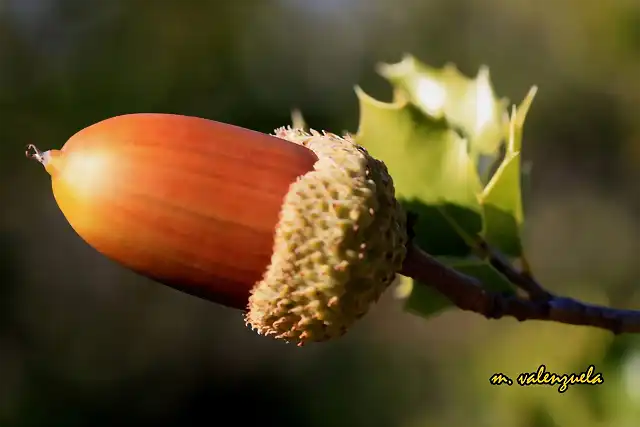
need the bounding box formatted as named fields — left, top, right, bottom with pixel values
left=1, top=0, right=639, bottom=426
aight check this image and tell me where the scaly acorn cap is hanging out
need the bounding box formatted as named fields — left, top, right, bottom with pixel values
left=245, top=128, right=408, bottom=346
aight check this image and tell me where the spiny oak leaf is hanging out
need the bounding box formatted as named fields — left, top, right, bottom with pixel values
left=355, top=87, right=483, bottom=257
left=294, top=57, right=537, bottom=319
left=480, top=87, right=537, bottom=257
left=378, top=54, right=509, bottom=165
left=354, top=87, right=512, bottom=316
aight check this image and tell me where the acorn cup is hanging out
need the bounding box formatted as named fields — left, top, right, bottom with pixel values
left=27, top=113, right=408, bottom=346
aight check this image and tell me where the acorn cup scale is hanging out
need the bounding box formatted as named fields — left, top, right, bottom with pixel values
left=28, top=113, right=408, bottom=345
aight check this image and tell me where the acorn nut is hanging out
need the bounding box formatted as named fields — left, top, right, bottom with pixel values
left=28, top=113, right=408, bottom=346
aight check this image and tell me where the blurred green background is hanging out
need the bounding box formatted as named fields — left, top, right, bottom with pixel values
left=1, top=0, right=639, bottom=426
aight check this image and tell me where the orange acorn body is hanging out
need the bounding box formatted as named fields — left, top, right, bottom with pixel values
left=29, top=114, right=408, bottom=345
left=32, top=113, right=317, bottom=309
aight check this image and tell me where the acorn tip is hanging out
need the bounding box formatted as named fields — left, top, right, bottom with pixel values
left=26, top=144, right=46, bottom=165
left=26, top=144, right=60, bottom=176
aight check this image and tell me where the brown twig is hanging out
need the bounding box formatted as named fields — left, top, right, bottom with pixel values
left=399, top=242, right=640, bottom=334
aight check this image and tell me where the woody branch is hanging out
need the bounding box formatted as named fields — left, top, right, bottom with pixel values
left=399, top=242, right=640, bottom=334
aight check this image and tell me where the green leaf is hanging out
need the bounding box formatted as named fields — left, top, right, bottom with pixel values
left=378, top=54, right=509, bottom=162
left=355, top=87, right=483, bottom=257
left=481, top=153, right=524, bottom=256
left=396, top=275, right=451, bottom=316
left=401, top=260, right=516, bottom=318
left=480, top=87, right=537, bottom=257
left=355, top=60, right=536, bottom=319
left=356, top=87, right=488, bottom=319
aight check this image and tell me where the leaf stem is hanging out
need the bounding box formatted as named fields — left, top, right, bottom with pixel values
left=475, top=239, right=552, bottom=301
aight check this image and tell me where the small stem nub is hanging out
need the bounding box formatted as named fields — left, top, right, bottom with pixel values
left=26, top=144, right=45, bottom=165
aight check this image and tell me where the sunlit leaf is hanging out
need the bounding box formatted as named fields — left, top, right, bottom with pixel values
left=355, top=66, right=536, bottom=318
left=480, top=87, right=537, bottom=256
left=356, top=87, right=488, bottom=318
left=378, top=54, right=509, bottom=162
left=355, top=88, right=483, bottom=256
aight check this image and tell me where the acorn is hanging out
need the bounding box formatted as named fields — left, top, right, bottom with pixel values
left=27, top=113, right=408, bottom=345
